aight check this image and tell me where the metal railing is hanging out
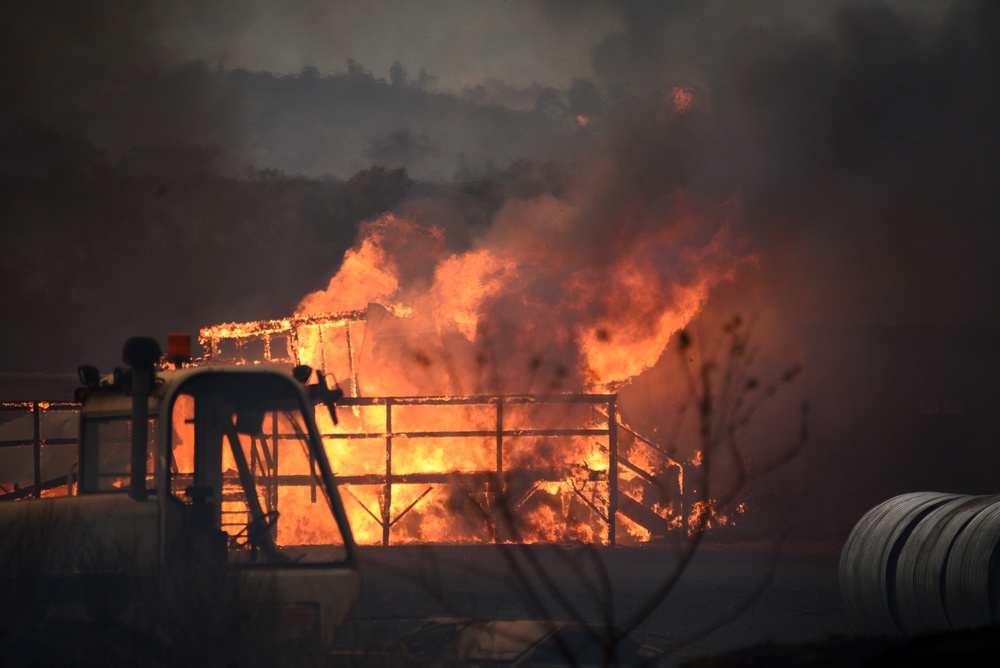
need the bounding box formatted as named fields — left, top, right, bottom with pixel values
left=323, top=394, right=619, bottom=545
left=0, top=395, right=682, bottom=547
left=0, top=401, right=79, bottom=499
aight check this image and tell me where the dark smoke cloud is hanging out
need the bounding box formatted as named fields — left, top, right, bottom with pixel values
left=617, top=0, right=1000, bottom=331
left=0, top=166, right=411, bottom=373
left=589, top=0, right=1000, bottom=537
left=0, top=3, right=238, bottom=159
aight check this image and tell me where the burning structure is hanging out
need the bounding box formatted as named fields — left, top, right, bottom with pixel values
left=2, top=167, right=761, bottom=545
left=3, top=199, right=754, bottom=546
left=196, top=303, right=736, bottom=546
left=191, top=206, right=747, bottom=546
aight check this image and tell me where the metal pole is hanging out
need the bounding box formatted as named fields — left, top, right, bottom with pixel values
left=250, top=434, right=258, bottom=474
left=494, top=398, right=504, bottom=541
left=608, top=396, right=618, bottom=546
left=271, top=410, right=279, bottom=511
left=345, top=322, right=358, bottom=398
left=317, top=324, right=327, bottom=377
left=123, top=337, right=161, bottom=502
left=32, top=402, right=41, bottom=498
left=383, top=399, right=393, bottom=546
left=495, top=399, right=503, bottom=481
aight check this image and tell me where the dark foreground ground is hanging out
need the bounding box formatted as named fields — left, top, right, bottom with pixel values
left=5, top=539, right=998, bottom=665
left=336, top=541, right=857, bottom=666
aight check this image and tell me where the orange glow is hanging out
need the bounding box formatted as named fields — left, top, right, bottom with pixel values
left=313, top=397, right=615, bottom=544
left=167, top=333, right=192, bottom=363
left=429, top=249, right=516, bottom=340
left=687, top=500, right=744, bottom=535
left=672, top=86, right=695, bottom=112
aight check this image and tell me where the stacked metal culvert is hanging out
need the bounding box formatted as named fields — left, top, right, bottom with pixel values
left=840, top=492, right=1000, bottom=635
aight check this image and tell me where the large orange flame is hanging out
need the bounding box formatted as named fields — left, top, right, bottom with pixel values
left=297, top=187, right=741, bottom=395
left=195, top=181, right=747, bottom=545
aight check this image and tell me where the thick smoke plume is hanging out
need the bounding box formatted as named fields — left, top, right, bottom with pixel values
left=589, top=1, right=1000, bottom=537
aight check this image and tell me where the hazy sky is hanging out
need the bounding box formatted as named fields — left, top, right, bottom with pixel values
left=159, top=1, right=950, bottom=91
left=166, top=1, right=620, bottom=90
left=2, top=1, right=950, bottom=93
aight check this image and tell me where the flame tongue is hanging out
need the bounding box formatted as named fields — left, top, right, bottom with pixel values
left=429, top=248, right=517, bottom=341
left=298, top=186, right=742, bottom=394
left=297, top=216, right=445, bottom=316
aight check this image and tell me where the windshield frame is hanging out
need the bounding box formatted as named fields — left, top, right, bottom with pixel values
left=156, top=366, right=358, bottom=569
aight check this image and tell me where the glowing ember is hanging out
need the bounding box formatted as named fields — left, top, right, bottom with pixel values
left=672, top=86, right=695, bottom=112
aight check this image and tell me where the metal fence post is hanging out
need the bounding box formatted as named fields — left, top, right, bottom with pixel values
left=607, top=396, right=618, bottom=546
left=383, top=399, right=393, bottom=546
left=495, top=398, right=504, bottom=481
left=33, top=402, right=41, bottom=498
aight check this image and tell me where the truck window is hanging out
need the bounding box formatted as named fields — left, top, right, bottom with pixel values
left=80, top=417, right=155, bottom=493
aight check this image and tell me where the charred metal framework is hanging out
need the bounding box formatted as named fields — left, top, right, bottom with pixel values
left=1, top=310, right=689, bottom=543
left=199, top=310, right=366, bottom=397
left=0, top=401, right=78, bottom=499
left=1, top=394, right=688, bottom=545
left=329, top=393, right=620, bottom=546
left=196, top=310, right=689, bottom=545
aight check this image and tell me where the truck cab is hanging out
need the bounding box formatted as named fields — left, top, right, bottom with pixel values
left=0, top=337, right=361, bottom=648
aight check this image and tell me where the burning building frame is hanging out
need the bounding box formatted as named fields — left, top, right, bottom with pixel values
left=195, top=306, right=706, bottom=546
left=1, top=304, right=746, bottom=547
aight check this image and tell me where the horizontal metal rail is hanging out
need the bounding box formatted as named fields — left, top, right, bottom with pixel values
left=338, top=394, right=613, bottom=406
left=0, top=402, right=79, bottom=411
left=320, top=428, right=609, bottom=440
left=251, top=468, right=605, bottom=488
left=0, top=438, right=77, bottom=448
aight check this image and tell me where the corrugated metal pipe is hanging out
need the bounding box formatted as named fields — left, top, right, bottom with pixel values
left=841, top=491, right=1000, bottom=635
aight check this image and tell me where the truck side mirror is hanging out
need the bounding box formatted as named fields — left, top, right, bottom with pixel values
left=294, top=364, right=343, bottom=425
